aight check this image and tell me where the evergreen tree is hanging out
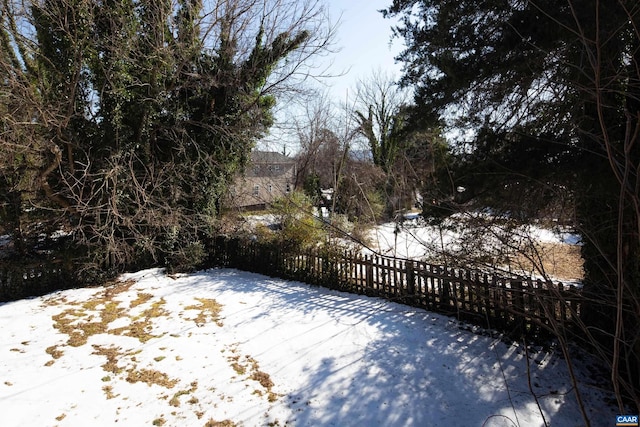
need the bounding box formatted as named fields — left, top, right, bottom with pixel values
left=385, top=0, right=640, bottom=409
left=1, top=0, right=329, bottom=272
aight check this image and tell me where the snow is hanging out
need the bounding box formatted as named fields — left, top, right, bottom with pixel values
left=368, top=219, right=581, bottom=261
left=0, top=268, right=614, bottom=426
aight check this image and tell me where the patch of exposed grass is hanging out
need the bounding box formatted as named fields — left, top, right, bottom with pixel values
left=46, top=345, right=63, bottom=359
left=231, top=362, right=246, bottom=375
left=44, top=345, right=64, bottom=365
left=82, top=300, right=102, bottom=311
left=226, top=346, right=247, bottom=375
left=130, top=292, right=153, bottom=308
left=152, top=417, right=166, bottom=426
left=92, top=345, right=124, bottom=374
left=140, top=299, right=169, bottom=319
left=41, top=295, right=67, bottom=307
left=55, top=413, right=66, bottom=421
left=51, top=293, right=125, bottom=348
left=102, top=280, right=136, bottom=298
left=184, top=298, right=223, bottom=327
left=101, top=301, right=125, bottom=324
left=110, top=320, right=163, bottom=343
left=250, top=370, right=274, bottom=389
left=109, top=298, right=168, bottom=343
left=225, top=344, right=278, bottom=402
left=204, top=420, right=237, bottom=427
left=102, top=385, right=117, bottom=399
left=51, top=282, right=132, bottom=343
left=169, top=390, right=190, bottom=407
left=125, top=368, right=177, bottom=389
left=52, top=307, right=108, bottom=347
left=511, top=241, right=584, bottom=281
left=169, top=381, right=198, bottom=407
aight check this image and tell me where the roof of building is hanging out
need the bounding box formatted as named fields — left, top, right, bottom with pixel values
left=250, top=150, right=293, bottom=164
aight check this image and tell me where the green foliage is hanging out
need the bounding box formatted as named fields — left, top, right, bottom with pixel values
left=165, top=240, right=207, bottom=274
left=269, top=192, right=324, bottom=252
left=302, top=173, right=322, bottom=204
left=0, top=0, right=313, bottom=270
left=355, top=105, right=407, bottom=173
left=386, top=0, right=640, bottom=405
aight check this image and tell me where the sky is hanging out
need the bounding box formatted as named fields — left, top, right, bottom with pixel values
left=322, top=0, right=404, bottom=102
left=262, top=0, right=405, bottom=153
left=0, top=267, right=615, bottom=426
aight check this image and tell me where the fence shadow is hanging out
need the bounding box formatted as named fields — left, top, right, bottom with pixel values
left=204, top=237, right=582, bottom=342
left=179, top=268, right=610, bottom=427
left=0, top=236, right=583, bottom=345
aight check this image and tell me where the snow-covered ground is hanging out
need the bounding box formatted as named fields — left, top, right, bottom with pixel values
left=368, top=218, right=579, bottom=261
left=366, top=216, right=583, bottom=282
left=1, top=268, right=615, bottom=426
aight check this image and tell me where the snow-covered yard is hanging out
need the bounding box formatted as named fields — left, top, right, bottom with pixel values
left=368, top=217, right=583, bottom=283
left=0, top=268, right=614, bottom=426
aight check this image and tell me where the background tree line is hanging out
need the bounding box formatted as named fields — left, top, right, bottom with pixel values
left=292, top=71, right=447, bottom=225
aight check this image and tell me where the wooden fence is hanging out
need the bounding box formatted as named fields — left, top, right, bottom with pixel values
left=206, top=237, right=582, bottom=339
left=0, top=236, right=583, bottom=341
left=0, top=259, right=77, bottom=302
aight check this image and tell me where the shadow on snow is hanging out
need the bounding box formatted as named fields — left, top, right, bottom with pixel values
left=172, top=268, right=612, bottom=427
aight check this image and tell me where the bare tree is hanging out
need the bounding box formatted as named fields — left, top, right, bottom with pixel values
left=292, top=90, right=336, bottom=190
left=353, top=69, right=409, bottom=172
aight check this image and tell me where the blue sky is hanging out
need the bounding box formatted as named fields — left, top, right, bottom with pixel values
left=323, top=0, right=404, bottom=101
left=260, top=0, right=404, bottom=153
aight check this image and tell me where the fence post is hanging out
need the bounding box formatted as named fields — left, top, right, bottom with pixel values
left=429, top=264, right=437, bottom=310
left=440, top=266, right=451, bottom=311
left=366, top=256, right=374, bottom=292
left=512, top=280, right=525, bottom=337
left=482, top=273, right=491, bottom=328
left=406, top=261, right=415, bottom=300
left=558, top=282, right=567, bottom=322
left=458, top=268, right=466, bottom=313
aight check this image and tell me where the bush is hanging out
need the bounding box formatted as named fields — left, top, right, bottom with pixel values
left=269, top=192, right=324, bottom=252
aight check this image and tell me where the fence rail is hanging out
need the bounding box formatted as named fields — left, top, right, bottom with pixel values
left=206, top=237, right=582, bottom=339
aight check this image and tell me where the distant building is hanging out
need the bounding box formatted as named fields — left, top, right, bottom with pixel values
left=227, top=151, right=296, bottom=209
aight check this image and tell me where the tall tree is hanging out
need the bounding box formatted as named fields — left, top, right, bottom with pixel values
left=353, top=70, right=407, bottom=173
left=0, top=0, right=332, bottom=271
left=352, top=71, right=447, bottom=217
left=385, top=0, right=640, bottom=411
